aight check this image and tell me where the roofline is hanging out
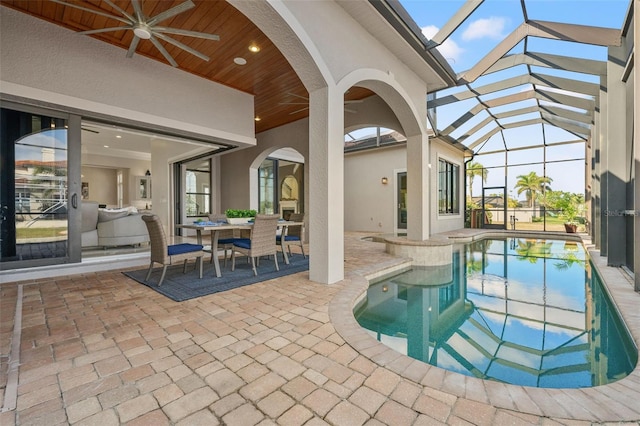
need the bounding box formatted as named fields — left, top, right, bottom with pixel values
left=369, top=0, right=459, bottom=88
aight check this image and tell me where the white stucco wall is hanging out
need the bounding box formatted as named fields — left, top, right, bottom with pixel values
left=283, top=0, right=429, bottom=123
left=430, top=139, right=465, bottom=234
left=220, top=118, right=310, bottom=213
left=80, top=154, right=151, bottom=208
left=344, top=95, right=403, bottom=134
left=344, top=145, right=406, bottom=233
left=0, top=7, right=255, bottom=146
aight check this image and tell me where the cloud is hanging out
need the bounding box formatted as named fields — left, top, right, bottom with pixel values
left=462, top=17, right=507, bottom=41
left=421, top=25, right=464, bottom=64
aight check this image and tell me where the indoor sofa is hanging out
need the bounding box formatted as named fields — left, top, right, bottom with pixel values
left=81, top=201, right=149, bottom=248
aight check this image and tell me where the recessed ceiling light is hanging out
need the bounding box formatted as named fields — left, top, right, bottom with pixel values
left=248, top=44, right=260, bottom=53
left=116, top=135, right=122, bottom=139
left=234, top=57, right=247, bottom=65
left=104, top=145, right=110, bottom=148
left=254, top=116, right=261, bottom=122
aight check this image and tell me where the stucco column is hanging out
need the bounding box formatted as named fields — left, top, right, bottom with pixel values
left=605, top=44, right=627, bottom=266
left=634, top=4, right=640, bottom=293
left=406, top=133, right=429, bottom=240
left=597, top=73, right=608, bottom=256
left=308, top=86, right=344, bottom=284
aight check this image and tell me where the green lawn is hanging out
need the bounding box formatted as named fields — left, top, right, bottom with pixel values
left=514, top=219, right=584, bottom=232
left=16, top=227, right=67, bottom=239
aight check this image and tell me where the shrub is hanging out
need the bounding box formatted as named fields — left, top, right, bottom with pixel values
left=225, top=209, right=257, bottom=218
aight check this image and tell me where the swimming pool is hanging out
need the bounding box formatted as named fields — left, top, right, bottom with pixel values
left=354, top=237, right=637, bottom=388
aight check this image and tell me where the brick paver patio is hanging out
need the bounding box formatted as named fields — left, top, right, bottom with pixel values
left=1, top=232, right=639, bottom=425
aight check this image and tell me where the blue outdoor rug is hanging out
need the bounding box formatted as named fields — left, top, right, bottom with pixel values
left=123, top=254, right=309, bottom=302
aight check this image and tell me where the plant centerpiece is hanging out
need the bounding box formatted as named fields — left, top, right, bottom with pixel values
left=225, top=209, right=257, bottom=224
left=560, top=195, right=582, bottom=233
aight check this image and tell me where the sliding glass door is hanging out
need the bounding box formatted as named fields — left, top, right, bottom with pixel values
left=0, top=103, right=81, bottom=270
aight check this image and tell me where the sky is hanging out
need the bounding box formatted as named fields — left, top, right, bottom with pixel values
left=396, top=0, right=629, bottom=198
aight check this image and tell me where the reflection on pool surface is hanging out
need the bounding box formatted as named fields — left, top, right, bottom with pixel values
left=354, top=238, right=637, bottom=388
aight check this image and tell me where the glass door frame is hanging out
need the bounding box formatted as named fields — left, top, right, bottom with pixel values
left=0, top=100, right=82, bottom=270
left=396, top=170, right=407, bottom=231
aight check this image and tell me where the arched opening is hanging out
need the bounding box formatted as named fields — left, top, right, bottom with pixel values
left=251, top=147, right=305, bottom=219
left=339, top=73, right=428, bottom=239
left=343, top=124, right=409, bottom=234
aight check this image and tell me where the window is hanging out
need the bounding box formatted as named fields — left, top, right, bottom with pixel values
left=258, top=156, right=304, bottom=216
left=185, top=161, right=211, bottom=217
left=258, top=158, right=276, bottom=214
left=344, top=126, right=406, bottom=152
left=438, top=158, right=460, bottom=214
left=117, top=171, right=123, bottom=208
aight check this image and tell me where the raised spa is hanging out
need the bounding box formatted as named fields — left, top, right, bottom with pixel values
left=354, top=237, right=637, bottom=388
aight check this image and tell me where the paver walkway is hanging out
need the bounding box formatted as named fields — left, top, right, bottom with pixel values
left=1, top=232, right=639, bottom=425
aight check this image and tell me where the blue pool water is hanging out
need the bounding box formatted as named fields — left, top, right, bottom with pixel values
left=354, top=238, right=637, bottom=388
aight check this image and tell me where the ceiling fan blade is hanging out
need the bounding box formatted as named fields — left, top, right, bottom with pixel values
left=131, top=0, right=145, bottom=22
left=153, top=27, right=220, bottom=41
left=50, top=0, right=129, bottom=24
left=79, top=26, right=132, bottom=36
left=154, top=33, right=209, bottom=61
left=148, top=0, right=195, bottom=26
left=126, top=36, right=140, bottom=58
left=288, top=106, right=310, bottom=115
left=150, top=36, right=178, bottom=67
left=286, top=92, right=310, bottom=101
left=102, top=0, right=135, bottom=22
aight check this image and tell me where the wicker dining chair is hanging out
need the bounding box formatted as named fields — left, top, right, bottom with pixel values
left=277, top=213, right=306, bottom=261
left=208, top=213, right=237, bottom=267
left=231, top=214, right=280, bottom=276
left=142, top=214, right=204, bottom=286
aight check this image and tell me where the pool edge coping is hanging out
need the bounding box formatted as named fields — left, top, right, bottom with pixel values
left=329, top=231, right=640, bottom=422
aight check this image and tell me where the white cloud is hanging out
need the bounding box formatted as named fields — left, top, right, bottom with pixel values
left=462, top=16, right=507, bottom=41
left=421, top=25, right=464, bottom=64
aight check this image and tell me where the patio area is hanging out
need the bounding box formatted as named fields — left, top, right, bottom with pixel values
left=1, top=232, right=639, bottom=425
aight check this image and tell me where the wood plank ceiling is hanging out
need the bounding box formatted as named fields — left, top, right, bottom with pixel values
left=1, top=0, right=373, bottom=134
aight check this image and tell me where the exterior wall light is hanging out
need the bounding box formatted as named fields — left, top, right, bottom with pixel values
left=381, top=177, right=388, bottom=185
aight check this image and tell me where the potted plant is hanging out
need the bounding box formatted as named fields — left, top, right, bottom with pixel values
left=225, top=209, right=257, bottom=224
left=561, top=200, right=579, bottom=233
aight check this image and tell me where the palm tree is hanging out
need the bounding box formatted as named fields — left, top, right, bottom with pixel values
left=514, top=239, right=553, bottom=264
left=514, top=171, right=552, bottom=209
left=466, top=161, right=487, bottom=201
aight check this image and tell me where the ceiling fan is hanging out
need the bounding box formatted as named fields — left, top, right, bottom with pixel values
left=280, top=92, right=363, bottom=115
left=51, top=0, right=220, bottom=67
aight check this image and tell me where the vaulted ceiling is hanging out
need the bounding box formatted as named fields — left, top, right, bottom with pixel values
left=0, top=0, right=373, bottom=134
left=2, top=0, right=625, bottom=156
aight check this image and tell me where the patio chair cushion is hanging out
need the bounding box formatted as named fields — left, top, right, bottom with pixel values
left=168, top=243, right=204, bottom=256
left=218, top=238, right=237, bottom=245
left=277, top=235, right=300, bottom=242
left=232, top=238, right=251, bottom=249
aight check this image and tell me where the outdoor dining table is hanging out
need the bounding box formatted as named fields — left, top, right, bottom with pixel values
left=177, top=220, right=303, bottom=278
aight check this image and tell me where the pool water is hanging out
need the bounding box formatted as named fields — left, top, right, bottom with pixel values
left=354, top=237, right=637, bottom=388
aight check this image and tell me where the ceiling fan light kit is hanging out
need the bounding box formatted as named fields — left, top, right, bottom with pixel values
left=133, top=24, right=152, bottom=40
left=51, top=0, right=219, bottom=67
